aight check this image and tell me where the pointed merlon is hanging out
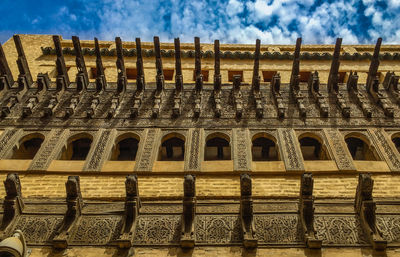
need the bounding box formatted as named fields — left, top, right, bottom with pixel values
left=115, top=37, right=127, bottom=94
left=13, top=35, right=33, bottom=89
left=72, top=36, right=89, bottom=91
left=94, top=37, right=106, bottom=92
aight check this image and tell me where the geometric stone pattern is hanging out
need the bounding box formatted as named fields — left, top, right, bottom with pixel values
left=134, top=215, right=181, bottom=245
left=14, top=215, right=63, bottom=245
left=254, top=214, right=303, bottom=244
left=195, top=215, right=242, bottom=244
left=277, top=128, right=305, bottom=171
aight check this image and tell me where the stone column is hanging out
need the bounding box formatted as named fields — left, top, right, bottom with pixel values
left=323, top=128, right=356, bottom=171
left=84, top=129, right=117, bottom=172
left=277, top=128, right=305, bottom=172
left=184, top=128, right=204, bottom=172
left=232, top=128, right=252, bottom=172
left=134, top=128, right=161, bottom=172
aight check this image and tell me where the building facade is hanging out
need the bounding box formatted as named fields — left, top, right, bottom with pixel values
left=0, top=34, right=400, bottom=256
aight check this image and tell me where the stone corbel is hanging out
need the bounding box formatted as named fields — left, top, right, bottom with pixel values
left=1, top=96, right=18, bottom=118
left=383, top=71, right=400, bottom=103
left=43, top=95, right=59, bottom=117
left=130, top=91, right=143, bottom=118
left=22, top=96, right=38, bottom=117
left=0, top=173, right=24, bottom=239
left=181, top=175, right=196, bottom=248
left=368, top=77, right=394, bottom=118
left=271, top=73, right=285, bottom=118
left=308, top=71, right=328, bottom=117
left=37, top=72, right=51, bottom=91
left=108, top=96, right=120, bottom=118
left=173, top=73, right=183, bottom=118
left=53, top=176, right=83, bottom=249
left=65, top=95, right=81, bottom=118
left=240, top=174, right=257, bottom=248
left=299, top=173, right=322, bottom=249
left=355, top=173, right=386, bottom=251
left=233, top=75, right=243, bottom=119
left=86, top=96, right=100, bottom=118
left=347, top=71, right=372, bottom=118
left=131, top=37, right=145, bottom=118
left=117, top=175, right=141, bottom=248
left=152, top=88, right=163, bottom=118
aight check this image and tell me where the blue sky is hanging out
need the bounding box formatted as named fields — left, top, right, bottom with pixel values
left=1, top=0, right=400, bottom=44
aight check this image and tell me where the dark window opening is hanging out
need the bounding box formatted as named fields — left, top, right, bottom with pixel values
left=262, top=71, right=277, bottom=82
left=228, top=71, right=243, bottom=82
left=205, top=137, right=231, bottom=160
left=392, top=137, right=400, bottom=154
left=299, top=71, right=311, bottom=83
left=90, top=67, right=97, bottom=79
left=159, top=137, right=185, bottom=161
left=338, top=72, right=346, bottom=83
left=193, top=70, right=209, bottom=82
left=11, top=137, right=44, bottom=159
left=345, top=137, right=376, bottom=161
left=252, top=137, right=278, bottom=161
left=163, top=69, right=174, bottom=80
left=70, top=138, right=92, bottom=160
left=113, top=138, right=139, bottom=161
left=127, top=68, right=137, bottom=80
left=299, top=137, right=328, bottom=160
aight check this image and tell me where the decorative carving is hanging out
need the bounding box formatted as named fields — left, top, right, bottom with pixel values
left=240, top=174, right=257, bottom=248
left=94, top=37, right=106, bottom=92
left=181, top=175, right=196, bottom=248
left=323, top=129, right=355, bottom=171
left=1, top=96, right=18, bottom=118
left=14, top=216, right=63, bottom=245
left=117, top=175, right=141, bottom=248
left=22, top=96, right=38, bottom=117
left=85, top=129, right=112, bottom=171
left=233, top=75, right=243, bottom=119
left=134, top=215, right=181, bottom=245
left=376, top=216, right=400, bottom=243
left=152, top=36, right=164, bottom=118
left=1, top=173, right=24, bottom=238
left=65, top=96, right=81, bottom=118
left=233, top=129, right=250, bottom=171
left=213, top=40, right=222, bottom=117
left=308, top=71, right=328, bottom=117
left=290, top=38, right=306, bottom=117
left=254, top=214, right=302, bottom=244
left=13, top=35, right=33, bottom=90
left=186, top=129, right=201, bottom=171
left=327, top=38, right=350, bottom=118
left=195, top=215, right=242, bottom=244
left=140, top=205, right=182, bottom=214
left=277, top=129, right=304, bottom=171
left=71, top=216, right=122, bottom=245
left=131, top=38, right=145, bottom=117
left=383, top=71, right=400, bottom=103
left=135, top=128, right=158, bottom=171
left=314, top=215, right=367, bottom=245
left=366, top=38, right=394, bottom=118
left=347, top=71, right=372, bottom=118
left=43, top=96, right=59, bottom=117
left=86, top=96, right=100, bottom=118
left=370, top=129, right=400, bottom=171
left=271, top=73, right=285, bottom=118
left=355, top=173, right=387, bottom=251
left=53, top=176, right=83, bottom=248
left=299, top=173, right=321, bottom=248
left=107, top=96, right=120, bottom=118
left=0, top=42, right=14, bottom=90
left=0, top=128, right=22, bottom=158
left=29, top=128, right=68, bottom=171
left=72, top=36, right=89, bottom=91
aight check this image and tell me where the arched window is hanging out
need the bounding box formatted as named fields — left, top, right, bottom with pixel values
left=392, top=136, right=400, bottom=154
left=159, top=133, right=185, bottom=161
left=205, top=133, right=231, bottom=160
left=60, top=133, right=93, bottom=160
left=299, top=134, right=330, bottom=160
left=111, top=135, right=139, bottom=161
left=345, top=135, right=377, bottom=161
left=252, top=134, right=279, bottom=161
left=11, top=134, right=44, bottom=159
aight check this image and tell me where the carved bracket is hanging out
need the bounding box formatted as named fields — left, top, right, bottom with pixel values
left=0, top=42, right=14, bottom=90
left=308, top=71, right=328, bottom=117
left=347, top=71, right=372, bottom=118
left=108, top=96, right=120, bottom=118
left=14, top=35, right=33, bottom=90
left=86, top=96, right=100, bottom=118
left=65, top=95, right=81, bottom=118
left=299, top=173, right=321, bottom=249
left=22, top=96, right=38, bottom=117
left=37, top=72, right=51, bottom=91
left=43, top=95, right=59, bottom=117
left=233, top=75, right=243, bottom=119
left=240, top=174, right=257, bottom=248
left=355, top=173, right=387, bottom=251
left=94, top=37, right=106, bottom=92
left=152, top=36, right=164, bottom=118
left=0, top=173, right=24, bottom=239
left=290, top=38, right=306, bottom=117
left=53, top=35, right=70, bottom=90
left=117, top=175, right=141, bottom=248
left=1, top=96, right=18, bottom=118
left=72, top=36, right=89, bottom=91
left=383, top=71, right=400, bottom=104
left=53, top=176, right=83, bottom=249
left=181, top=174, right=196, bottom=248
left=271, top=73, right=285, bottom=118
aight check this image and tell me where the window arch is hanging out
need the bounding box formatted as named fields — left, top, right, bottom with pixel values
left=60, top=133, right=93, bottom=160
left=111, top=133, right=140, bottom=161
left=252, top=133, right=279, bottom=161
left=298, top=133, right=330, bottom=160
left=159, top=133, right=185, bottom=161
left=205, top=133, right=231, bottom=161
left=345, top=133, right=378, bottom=161
left=11, top=133, right=44, bottom=159
left=392, top=134, right=400, bottom=154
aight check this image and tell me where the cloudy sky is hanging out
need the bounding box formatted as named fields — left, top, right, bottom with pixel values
left=0, top=0, right=399, bottom=44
